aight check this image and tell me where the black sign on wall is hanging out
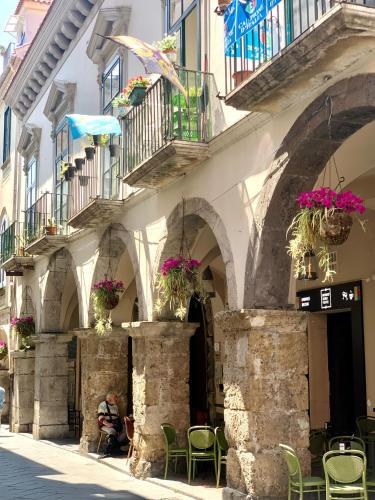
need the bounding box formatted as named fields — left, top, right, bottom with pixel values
left=297, top=281, right=362, bottom=313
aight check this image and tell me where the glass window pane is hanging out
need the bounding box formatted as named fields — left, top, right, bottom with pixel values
left=183, top=0, right=194, bottom=11
left=111, top=61, right=120, bottom=98
left=104, top=76, right=111, bottom=107
left=61, top=126, right=68, bottom=153
left=170, top=0, right=182, bottom=25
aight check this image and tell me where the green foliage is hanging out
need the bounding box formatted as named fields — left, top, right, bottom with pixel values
left=92, top=290, right=112, bottom=335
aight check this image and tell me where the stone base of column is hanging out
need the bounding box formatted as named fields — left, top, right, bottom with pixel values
left=77, top=328, right=129, bottom=453
left=0, top=369, right=9, bottom=423
left=122, top=321, right=197, bottom=479
left=10, top=350, right=35, bottom=433
left=32, top=334, right=71, bottom=440
left=215, top=309, right=310, bottom=499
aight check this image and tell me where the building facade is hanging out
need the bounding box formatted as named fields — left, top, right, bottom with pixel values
left=0, top=0, right=375, bottom=498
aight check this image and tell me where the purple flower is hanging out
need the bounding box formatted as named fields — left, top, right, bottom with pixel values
left=297, top=187, right=365, bottom=214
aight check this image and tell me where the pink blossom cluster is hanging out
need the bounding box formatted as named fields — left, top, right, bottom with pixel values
left=0, top=341, right=7, bottom=349
left=161, top=256, right=201, bottom=276
left=92, top=279, right=124, bottom=293
left=297, top=187, right=366, bottom=214
left=10, top=316, right=34, bottom=327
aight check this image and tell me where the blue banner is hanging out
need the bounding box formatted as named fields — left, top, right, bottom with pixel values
left=226, top=22, right=272, bottom=61
left=225, top=0, right=267, bottom=51
left=267, top=0, right=282, bottom=10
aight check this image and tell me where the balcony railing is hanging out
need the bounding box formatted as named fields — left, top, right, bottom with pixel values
left=225, top=0, right=371, bottom=94
left=24, top=192, right=70, bottom=245
left=122, top=68, right=217, bottom=176
left=0, top=222, right=25, bottom=263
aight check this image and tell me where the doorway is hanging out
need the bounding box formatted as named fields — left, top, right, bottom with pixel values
left=327, top=312, right=355, bottom=434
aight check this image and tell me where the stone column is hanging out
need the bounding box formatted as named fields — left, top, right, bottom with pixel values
left=78, top=328, right=128, bottom=453
left=33, top=333, right=71, bottom=440
left=10, top=351, right=35, bottom=432
left=122, top=321, right=197, bottom=479
left=215, top=309, right=310, bottom=500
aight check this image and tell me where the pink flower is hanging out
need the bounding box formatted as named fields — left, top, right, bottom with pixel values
left=297, top=187, right=365, bottom=214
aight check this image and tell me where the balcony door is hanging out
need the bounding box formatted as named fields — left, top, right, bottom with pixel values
left=167, top=0, right=200, bottom=71
left=54, top=120, right=70, bottom=228
left=25, top=157, right=37, bottom=242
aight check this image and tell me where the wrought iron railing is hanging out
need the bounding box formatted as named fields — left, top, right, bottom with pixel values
left=24, top=192, right=70, bottom=244
left=122, top=68, right=217, bottom=175
left=69, top=148, right=124, bottom=220
left=0, top=222, right=25, bottom=263
left=225, top=0, right=373, bottom=94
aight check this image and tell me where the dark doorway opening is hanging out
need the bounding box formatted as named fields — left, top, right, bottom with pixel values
left=327, top=312, right=355, bottom=435
left=188, top=294, right=209, bottom=426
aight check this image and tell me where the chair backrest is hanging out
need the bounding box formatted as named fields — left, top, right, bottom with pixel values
left=161, top=423, right=177, bottom=448
left=124, top=416, right=134, bottom=440
left=323, top=450, right=366, bottom=485
left=188, top=426, right=215, bottom=450
left=329, top=436, right=365, bottom=452
left=356, top=416, right=375, bottom=437
left=215, top=427, right=229, bottom=453
left=279, top=444, right=302, bottom=484
left=309, top=430, right=326, bottom=457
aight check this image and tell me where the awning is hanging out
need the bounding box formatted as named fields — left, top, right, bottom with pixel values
left=66, top=114, right=121, bottom=140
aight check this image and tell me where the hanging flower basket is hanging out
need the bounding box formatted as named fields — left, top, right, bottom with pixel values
left=129, top=86, right=147, bottom=106
left=287, top=187, right=365, bottom=282
left=11, top=316, right=35, bottom=337
left=125, top=76, right=151, bottom=107
left=85, top=146, right=96, bottom=160
left=74, top=157, right=85, bottom=170
left=109, top=144, right=121, bottom=158
left=154, top=256, right=206, bottom=320
left=0, top=341, right=7, bottom=360
left=91, top=279, right=124, bottom=335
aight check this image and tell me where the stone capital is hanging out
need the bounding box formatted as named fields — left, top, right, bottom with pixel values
left=215, top=308, right=307, bottom=333
left=73, top=326, right=127, bottom=340
left=121, top=321, right=198, bottom=339
left=10, top=350, right=35, bottom=359
left=32, top=333, right=73, bottom=344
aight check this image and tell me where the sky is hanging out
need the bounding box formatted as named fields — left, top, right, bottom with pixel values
left=0, top=0, right=20, bottom=50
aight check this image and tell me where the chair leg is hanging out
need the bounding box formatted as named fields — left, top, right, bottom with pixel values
left=174, top=456, right=177, bottom=472
left=287, top=483, right=291, bottom=500
left=193, top=460, right=196, bottom=480
left=188, top=455, right=192, bottom=484
left=97, top=433, right=103, bottom=454
left=127, top=441, right=133, bottom=462
left=164, top=452, right=169, bottom=480
left=317, top=486, right=321, bottom=500
left=214, top=456, right=218, bottom=485
left=216, top=459, right=221, bottom=488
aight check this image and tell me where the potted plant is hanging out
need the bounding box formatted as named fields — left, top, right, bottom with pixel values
left=91, top=279, right=124, bottom=335
left=112, top=92, right=131, bottom=118
left=154, top=256, right=206, bottom=320
left=154, top=34, right=177, bottom=63
left=11, top=316, right=35, bottom=337
left=108, top=143, right=121, bottom=159
left=98, top=134, right=110, bottom=147
left=232, top=69, right=252, bottom=87
left=60, top=161, right=74, bottom=181
left=74, top=157, right=85, bottom=170
left=0, top=341, right=7, bottom=360
left=15, top=235, right=26, bottom=256
left=288, top=187, right=366, bottom=282
left=44, top=218, right=58, bottom=236
left=84, top=135, right=96, bottom=160
left=126, top=76, right=151, bottom=107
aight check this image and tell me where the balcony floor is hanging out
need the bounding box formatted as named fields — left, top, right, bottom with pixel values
left=25, top=235, right=69, bottom=256
left=123, top=140, right=210, bottom=189
left=225, top=3, right=375, bottom=112
left=2, top=256, right=34, bottom=274
left=68, top=198, right=125, bottom=229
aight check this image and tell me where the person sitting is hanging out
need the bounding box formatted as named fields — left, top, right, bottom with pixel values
left=97, top=391, right=126, bottom=458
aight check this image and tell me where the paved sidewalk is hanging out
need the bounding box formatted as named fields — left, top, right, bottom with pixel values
left=0, top=428, right=197, bottom=500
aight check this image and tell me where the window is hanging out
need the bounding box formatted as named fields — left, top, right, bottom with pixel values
left=0, top=216, right=8, bottom=287
left=26, top=158, right=37, bottom=210
left=166, top=0, right=200, bottom=69
left=101, top=57, right=122, bottom=200
left=102, top=58, right=121, bottom=114
left=3, top=107, right=11, bottom=163
left=54, top=120, right=70, bottom=225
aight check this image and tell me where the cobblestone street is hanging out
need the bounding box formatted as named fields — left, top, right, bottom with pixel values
left=0, top=428, right=192, bottom=500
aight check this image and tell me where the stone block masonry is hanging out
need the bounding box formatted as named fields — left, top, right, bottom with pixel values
left=215, top=309, right=310, bottom=499
left=10, top=350, right=35, bottom=432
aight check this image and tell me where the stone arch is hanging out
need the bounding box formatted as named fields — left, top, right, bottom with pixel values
left=42, top=248, right=83, bottom=331
left=155, top=197, right=237, bottom=310
left=244, top=73, right=375, bottom=308
left=89, top=223, right=146, bottom=321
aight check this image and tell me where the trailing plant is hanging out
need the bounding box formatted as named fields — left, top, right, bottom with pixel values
left=154, top=256, right=206, bottom=320
left=91, top=279, right=124, bottom=335
left=287, top=187, right=365, bottom=282
left=98, top=134, right=110, bottom=147
left=11, top=316, right=35, bottom=351
left=0, top=341, right=7, bottom=360
left=112, top=91, right=131, bottom=108
left=125, top=76, right=151, bottom=94
left=60, top=161, right=70, bottom=180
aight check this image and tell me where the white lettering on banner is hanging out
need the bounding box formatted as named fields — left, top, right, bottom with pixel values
left=321, top=288, right=332, bottom=310
left=301, top=297, right=311, bottom=308
left=342, top=290, right=354, bottom=301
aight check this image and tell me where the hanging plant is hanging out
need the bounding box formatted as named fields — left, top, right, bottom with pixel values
left=154, top=256, right=206, bottom=320
left=91, top=279, right=124, bottom=335
left=0, top=341, right=7, bottom=360
left=287, top=187, right=366, bottom=282
left=11, top=316, right=35, bottom=351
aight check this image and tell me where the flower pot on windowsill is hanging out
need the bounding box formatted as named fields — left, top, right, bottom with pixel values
left=109, top=144, right=121, bottom=158
left=129, top=86, right=147, bottom=107
left=85, top=147, right=96, bottom=160
left=74, top=158, right=85, bottom=170
left=232, top=69, right=252, bottom=87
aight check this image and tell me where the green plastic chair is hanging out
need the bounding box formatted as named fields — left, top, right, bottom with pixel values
left=323, top=449, right=368, bottom=499
left=187, top=425, right=217, bottom=484
left=215, top=427, right=228, bottom=488
left=329, top=436, right=365, bottom=452
left=161, top=423, right=188, bottom=480
left=279, top=444, right=325, bottom=499
left=310, top=430, right=327, bottom=471
left=356, top=417, right=375, bottom=443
